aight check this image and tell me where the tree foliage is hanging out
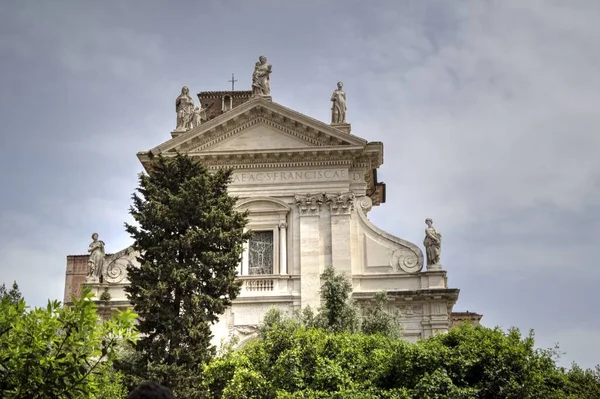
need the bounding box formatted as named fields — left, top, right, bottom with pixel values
left=203, top=320, right=600, bottom=398
left=0, top=281, right=22, bottom=304
left=316, top=266, right=359, bottom=333
left=359, top=291, right=402, bottom=339
left=123, top=153, right=250, bottom=397
left=258, top=266, right=402, bottom=342
left=0, top=287, right=137, bottom=399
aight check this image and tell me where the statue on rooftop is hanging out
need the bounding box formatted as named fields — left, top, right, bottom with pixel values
left=423, top=218, right=442, bottom=267
left=192, top=105, right=208, bottom=128
left=330, top=81, right=347, bottom=124
left=175, top=86, right=195, bottom=131
left=87, top=233, right=106, bottom=280
left=252, top=55, right=272, bottom=97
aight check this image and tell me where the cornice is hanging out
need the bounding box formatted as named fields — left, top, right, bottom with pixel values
left=148, top=97, right=368, bottom=155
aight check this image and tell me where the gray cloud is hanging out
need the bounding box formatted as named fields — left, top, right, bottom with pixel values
left=1, top=0, right=598, bottom=368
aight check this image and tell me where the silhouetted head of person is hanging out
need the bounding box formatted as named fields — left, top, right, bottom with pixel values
left=127, top=381, right=175, bottom=399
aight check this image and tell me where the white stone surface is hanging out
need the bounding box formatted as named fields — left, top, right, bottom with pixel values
left=90, top=97, right=459, bottom=346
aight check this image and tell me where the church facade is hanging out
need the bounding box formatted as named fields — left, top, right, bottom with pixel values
left=64, top=57, right=473, bottom=346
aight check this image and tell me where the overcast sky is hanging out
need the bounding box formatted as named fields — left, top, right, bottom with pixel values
left=1, top=0, right=599, bottom=369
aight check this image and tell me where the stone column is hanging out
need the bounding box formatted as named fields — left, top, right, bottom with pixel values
left=295, top=194, right=324, bottom=310
left=279, top=222, right=288, bottom=275
left=241, top=241, right=249, bottom=276
left=327, top=193, right=355, bottom=275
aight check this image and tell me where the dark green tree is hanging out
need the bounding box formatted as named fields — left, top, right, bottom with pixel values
left=123, top=153, right=250, bottom=397
left=0, top=281, right=22, bottom=304
left=360, top=291, right=403, bottom=339
left=317, top=265, right=359, bottom=333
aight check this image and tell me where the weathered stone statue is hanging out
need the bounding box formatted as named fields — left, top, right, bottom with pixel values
left=251, top=55, right=272, bottom=97
left=87, top=233, right=106, bottom=279
left=423, top=218, right=442, bottom=267
left=175, top=86, right=195, bottom=131
left=330, top=81, right=347, bottom=124
left=192, top=105, right=208, bottom=128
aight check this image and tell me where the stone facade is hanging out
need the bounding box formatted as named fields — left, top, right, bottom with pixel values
left=450, top=311, right=483, bottom=328
left=64, top=94, right=469, bottom=346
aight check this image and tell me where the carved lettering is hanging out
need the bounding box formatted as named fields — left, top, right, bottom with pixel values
left=231, top=169, right=348, bottom=185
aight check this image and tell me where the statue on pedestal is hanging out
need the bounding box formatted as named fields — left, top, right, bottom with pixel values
left=423, top=218, right=442, bottom=267
left=330, top=81, right=347, bottom=124
left=175, top=86, right=195, bottom=131
left=192, top=105, right=208, bottom=128
left=87, top=233, right=106, bottom=280
left=252, top=55, right=272, bottom=97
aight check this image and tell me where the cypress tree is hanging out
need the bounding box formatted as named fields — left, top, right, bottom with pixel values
left=123, top=153, right=250, bottom=397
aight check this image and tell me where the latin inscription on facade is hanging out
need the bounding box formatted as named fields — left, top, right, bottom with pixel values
left=231, top=169, right=349, bottom=185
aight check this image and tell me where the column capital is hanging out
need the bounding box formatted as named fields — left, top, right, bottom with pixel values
left=294, top=193, right=324, bottom=216
left=326, top=192, right=355, bottom=215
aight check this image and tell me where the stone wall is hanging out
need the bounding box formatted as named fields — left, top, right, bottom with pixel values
left=450, top=311, right=483, bottom=327
left=63, top=254, right=89, bottom=303
left=197, top=90, right=252, bottom=120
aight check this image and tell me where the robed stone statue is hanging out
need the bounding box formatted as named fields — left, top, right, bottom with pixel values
left=330, top=81, right=347, bottom=124
left=423, top=218, right=442, bottom=267
left=87, top=233, right=105, bottom=279
left=252, top=55, right=272, bottom=97
left=175, top=86, right=195, bottom=131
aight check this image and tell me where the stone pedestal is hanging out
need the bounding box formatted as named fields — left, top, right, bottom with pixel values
left=427, top=263, right=444, bottom=271
left=331, top=123, right=351, bottom=134
left=85, top=275, right=99, bottom=284
left=252, top=95, right=272, bottom=102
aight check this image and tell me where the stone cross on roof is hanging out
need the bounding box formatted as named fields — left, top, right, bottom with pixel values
left=228, top=73, right=237, bottom=91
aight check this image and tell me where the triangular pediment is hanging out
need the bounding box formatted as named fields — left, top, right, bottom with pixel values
left=147, top=97, right=368, bottom=156
left=198, top=122, right=317, bottom=152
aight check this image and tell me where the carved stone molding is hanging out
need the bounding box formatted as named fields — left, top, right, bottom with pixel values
left=103, top=247, right=138, bottom=284
left=390, top=248, right=422, bottom=274
left=398, top=304, right=423, bottom=317
left=233, top=325, right=259, bottom=336
left=181, top=113, right=351, bottom=154
left=326, top=192, right=355, bottom=215
left=358, top=196, right=373, bottom=213
left=294, top=193, right=325, bottom=216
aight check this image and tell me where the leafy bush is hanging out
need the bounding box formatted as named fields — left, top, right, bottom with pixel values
left=0, top=287, right=137, bottom=399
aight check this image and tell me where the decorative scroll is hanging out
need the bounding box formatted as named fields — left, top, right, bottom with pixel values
left=248, top=231, right=274, bottom=275
left=294, top=193, right=324, bottom=216
left=103, top=247, right=137, bottom=284
left=326, top=192, right=355, bottom=215
left=390, top=248, right=421, bottom=274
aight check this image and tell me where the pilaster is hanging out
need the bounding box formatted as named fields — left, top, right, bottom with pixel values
left=327, top=192, right=355, bottom=275
left=295, top=194, right=324, bottom=310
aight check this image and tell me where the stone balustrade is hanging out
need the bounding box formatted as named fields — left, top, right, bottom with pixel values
left=237, top=275, right=299, bottom=297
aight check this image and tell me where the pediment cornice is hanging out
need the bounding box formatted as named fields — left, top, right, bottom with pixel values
left=138, top=144, right=381, bottom=170
left=149, top=97, right=368, bottom=156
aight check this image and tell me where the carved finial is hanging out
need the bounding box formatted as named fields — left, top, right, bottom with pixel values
left=175, top=86, right=195, bottom=132
left=423, top=219, right=442, bottom=270
left=251, top=55, right=272, bottom=98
